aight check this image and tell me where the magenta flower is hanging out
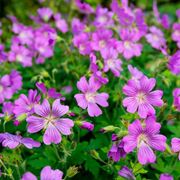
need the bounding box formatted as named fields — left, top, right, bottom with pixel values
left=75, top=0, right=94, bottom=14
left=0, top=44, right=7, bottom=63
left=0, top=133, right=40, bottom=149
left=118, top=166, right=135, bottom=180
left=93, top=6, right=114, bottom=28
left=9, top=39, right=33, bottom=67
left=172, top=23, right=180, bottom=48
left=21, top=166, right=63, bottom=180
left=91, top=29, right=113, bottom=52
left=54, top=13, right=68, bottom=33
left=123, top=116, right=166, bottom=165
left=73, top=33, right=92, bottom=55
left=117, top=29, right=142, bottom=60
left=171, top=138, right=180, bottom=160
left=108, top=140, right=126, bottom=162
left=27, top=99, right=74, bottom=145
left=71, top=18, right=85, bottom=35
left=159, top=173, right=173, bottom=180
left=101, top=48, right=122, bottom=77
left=0, top=102, right=14, bottom=118
left=36, top=82, right=64, bottom=100
left=146, top=26, right=166, bottom=50
left=0, top=70, right=22, bottom=103
left=168, top=51, right=180, bottom=75
left=21, top=172, right=37, bottom=180
left=128, top=65, right=144, bottom=81
left=173, top=88, right=180, bottom=111
left=80, top=121, right=94, bottom=131
left=123, top=76, right=163, bottom=118
left=37, top=7, right=53, bottom=22
left=74, top=76, right=109, bottom=117
left=14, top=89, right=41, bottom=117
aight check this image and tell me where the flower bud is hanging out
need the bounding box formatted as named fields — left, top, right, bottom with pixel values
left=66, top=166, right=78, bottom=178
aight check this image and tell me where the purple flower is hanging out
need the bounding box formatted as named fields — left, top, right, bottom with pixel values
left=14, top=90, right=41, bottom=117
left=168, top=51, right=180, bottom=75
left=0, top=70, right=22, bottom=103
left=93, top=6, right=114, bottom=28
left=37, top=8, right=53, bottom=22
left=91, top=29, right=113, bottom=52
left=80, top=121, right=94, bottom=131
left=171, top=137, right=180, bottom=160
left=0, top=102, right=14, bottom=117
left=101, top=48, right=122, bottom=77
left=0, top=133, right=40, bottom=149
left=108, top=140, right=126, bottom=162
left=54, top=13, right=68, bottom=33
left=73, top=33, right=92, bottom=55
left=9, top=40, right=33, bottom=67
left=0, top=44, right=7, bottom=63
left=71, top=18, right=85, bottom=35
left=36, top=82, right=63, bottom=100
left=173, top=88, right=180, bottom=111
left=128, top=65, right=144, bottom=81
left=27, top=99, right=74, bottom=145
left=176, top=9, right=180, bottom=18
left=61, top=86, right=73, bottom=94
left=118, top=166, right=135, bottom=180
left=159, top=173, right=173, bottom=180
left=21, top=172, right=37, bottom=180
left=123, top=116, right=166, bottom=165
left=21, top=166, right=63, bottom=180
left=75, top=0, right=94, bottom=14
left=172, top=23, right=180, bottom=48
left=123, top=76, right=163, bottom=118
left=146, top=26, right=166, bottom=50
left=74, top=76, right=109, bottom=117
left=117, top=29, right=142, bottom=60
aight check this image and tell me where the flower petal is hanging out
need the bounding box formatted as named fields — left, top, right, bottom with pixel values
left=34, top=99, right=50, bottom=117
left=95, top=93, right=109, bottom=107
left=77, top=76, right=89, bottom=93
left=74, top=94, right=88, bottom=109
left=87, top=103, right=102, bottom=117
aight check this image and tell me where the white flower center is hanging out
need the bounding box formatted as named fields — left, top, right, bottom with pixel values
left=99, top=40, right=106, bottom=48
left=137, top=134, right=148, bottom=148
left=0, top=85, right=3, bottom=92
left=136, top=92, right=146, bottom=104
left=152, top=34, right=159, bottom=41
left=16, top=54, right=23, bottom=62
left=98, top=16, right=107, bottom=23
left=124, top=41, right=131, bottom=49
left=85, top=92, right=96, bottom=103
left=107, top=59, right=115, bottom=68
left=79, top=44, right=85, bottom=51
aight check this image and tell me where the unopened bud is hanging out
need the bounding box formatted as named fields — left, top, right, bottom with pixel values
left=66, top=166, right=78, bottom=178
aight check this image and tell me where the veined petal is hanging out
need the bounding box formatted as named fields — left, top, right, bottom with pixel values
left=43, top=124, right=61, bottom=145
left=123, top=135, right=137, bottom=153
left=52, top=99, right=69, bottom=117
left=138, top=142, right=156, bottom=165
left=149, top=135, right=166, bottom=151
left=74, top=94, right=88, bottom=109
left=95, top=93, right=109, bottom=107
left=77, top=76, right=89, bottom=93
left=87, top=103, right=102, bottom=117
left=34, top=99, right=50, bottom=117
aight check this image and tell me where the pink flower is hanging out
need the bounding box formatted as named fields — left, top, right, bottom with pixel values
left=80, top=121, right=94, bottom=131
left=37, top=7, right=53, bottom=22
left=0, top=133, right=40, bottom=149
left=159, top=173, right=173, bottom=180
left=74, top=76, right=109, bottom=117
left=101, top=48, right=122, bottom=77
left=172, top=23, right=180, bottom=48
left=21, top=166, right=63, bottom=180
left=75, top=0, right=94, bottom=14
left=146, top=26, right=166, bottom=50
left=14, top=89, right=41, bottom=117
left=173, top=88, right=180, bottom=111
left=123, top=116, right=166, bottom=165
left=171, top=137, right=180, bottom=160
left=168, top=51, right=180, bottom=75
left=117, top=29, right=142, bottom=60
left=27, top=99, right=74, bottom=145
left=128, top=65, right=144, bottom=81
left=54, top=13, right=68, bottom=33
left=123, top=76, right=163, bottom=118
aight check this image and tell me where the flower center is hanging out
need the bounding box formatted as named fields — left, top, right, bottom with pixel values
left=124, top=41, right=131, bottom=49
left=98, top=16, right=107, bottom=23
left=107, top=59, right=115, bottom=68
left=136, top=92, right=146, bottom=104
left=99, top=40, right=106, bottom=48
left=0, top=85, right=3, bottom=92
left=152, top=34, right=159, bottom=41
left=16, top=54, right=23, bottom=62
left=137, top=134, right=148, bottom=148
left=79, top=44, right=85, bottom=51
left=85, top=92, right=96, bottom=103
